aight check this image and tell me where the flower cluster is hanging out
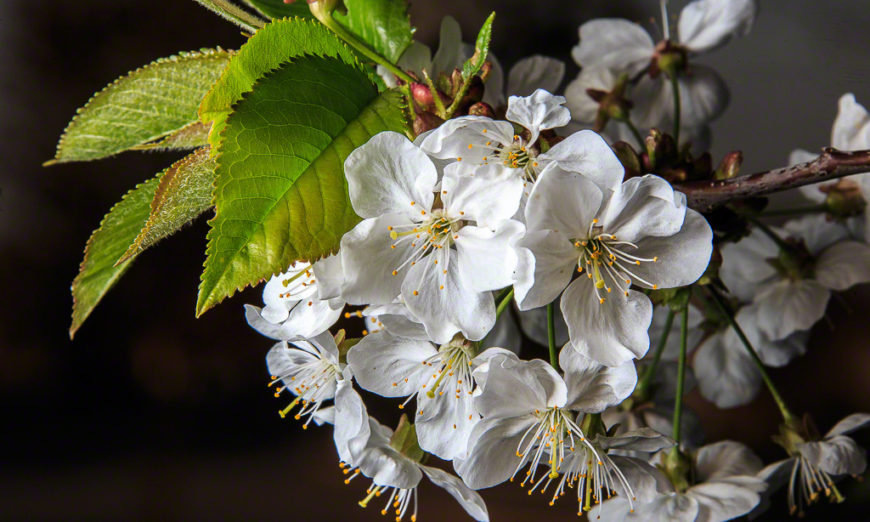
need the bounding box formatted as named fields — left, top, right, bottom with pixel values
left=243, top=2, right=870, bottom=521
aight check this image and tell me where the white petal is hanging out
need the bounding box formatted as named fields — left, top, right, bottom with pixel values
left=751, top=280, right=830, bottom=341
left=260, top=264, right=314, bottom=323
left=827, top=413, right=870, bottom=437
left=562, top=277, right=653, bottom=367
left=454, top=415, right=536, bottom=489
left=648, top=304, right=705, bottom=361
left=798, top=436, right=867, bottom=476
left=474, top=353, right=567, bottom=417
left=678, top=0, right=757, bottom=53
left=599, top=175, right=687, bottom=244
left=816, top=240, right=870, bottom=290
left=442, top=163, right=524, bottom=226
left=430, top=16, right=464, bottom=76
left=572, top=19, right=654, bottom=75
left=364, top=301, right=429, bottom=341
left=312, top=254, right=344, bottom=305
left=416, top=380, right=477, bottom=460
left=560, top=346, right=637, bottom=412
left=339, top=214, right=414, bottom=305
left=782, top=213, right=850, bottom=254
left=345, top=131, right=436, bottom=220
left=332, top=381, right=371, bottom=465
left=455, top=222, right=524, bottom=294
left=832, top=93, right=870, bottom=150
left=735, top=306, right=808, bottom=367
left=481, top=50, right=505, bottom=108
left=418, top=116, right=515, bottom=163
left=633, top=66, right=729, bottom=130
left=513, top=230, right=577, bottom=310
left=402, top=246, right=495, bottom=343
left=507, top=55, right=565, bottom=97
left=629, top=208, right=713, bottom=289
left=245, top=300, right=341, bottom=341
left=346, top=331, right=437, bottom=397
left=266, top=341, right=317, bottom=380
left=564, top=66, right=617, bottom=123
left=524, top=161, right=605, bottom=236
left=646, top=494, right=701, bottom=522
left=692, top=330, right=761, bottom=408
left=420, top=465, right=490, bottom=521
left=505, top=89, right=570, bottom=143
left=598, top=429, right=675, bottom=453
left=719, top=227, right=778, bottom=302
left=396, top=41, right=432, bottom=76
left=356, top=420, right=424, bottom=489
left=695, top=440, right=763, bottom=481
left=482, top=311, right=522, bottom=354
left=537, top=130, right=625, bottom=192
left=689, top=476, right=766, bottom=522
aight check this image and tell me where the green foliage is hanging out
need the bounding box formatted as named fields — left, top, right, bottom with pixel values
left=120, top=148, right=217, bottom=262
left=49, top=49, right=231, bottom=164
left=198, top=18, right=358, bottom=150
left=131, top=122, right=211, bottom=151
left=461, top=12, right=495, bottom=80
left=197, top=55, right=406, bottom=316
left=244, top=0, right=312, bottom=19
left=335, top=0, right=413, bottom=63
left=70, top=178, right=158, bottom=338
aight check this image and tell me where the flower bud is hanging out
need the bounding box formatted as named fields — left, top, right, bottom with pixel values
left=467, top=101, right=495, bottom=118
left=822, top=179, right=866, bottom=217
left=410, top=83, right=434, bottom=109
left=714, top=151, right=743, bottom=180
left=650, top=40, right=688, bottom=79
left=413, top=111, right=444, bottom=136
left=612, top=141, right=642, bottom=179
left=644, top=128, right=677, bottom=171
left=306, top=0, right=338, bottom=19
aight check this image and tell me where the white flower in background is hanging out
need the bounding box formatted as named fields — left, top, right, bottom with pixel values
left=327, top=385, right=490, bottom=521
left=592, top=440, right=766, bottom=521
left=245, top=258, right=344, bottom=341
left=720, top=214, right=870, bottom=343
left=792, top=93, right=870, bottom=240
left=516, top=164, right=712, bottom=366
left=266, top=331, right=346, bottom=428
left=760, top=413, right=870, bottom=516
left=692, top=304, right=808, bottom=409
left=455, top=349, right=636, bottom=493
left=339, top=131, right=525, bottom=343
left=567, top=0, right=756, bottom=137
left=347, top=331, right=513, bottom=460
left=647, top=304, right=705, bottom=361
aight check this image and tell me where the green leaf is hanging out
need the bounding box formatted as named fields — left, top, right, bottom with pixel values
left=48, top=49, right=232, bottom=164
left=461, top=12, right=495, bottom=80
left=335, top=0, right=413, bottom=63
left=244, top=0, right=312, bottom=19
left=70, top=177, right=158, bottom=338
left=119, top=148, right=216, bottom=263
left=197, top=55, right=406, bottom=316
left=198, top=18, right=358, bottom=150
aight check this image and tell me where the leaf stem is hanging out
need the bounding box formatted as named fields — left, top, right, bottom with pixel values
left=636, top=309, right=675, bottom=401
left=495, top=288, right=514, bottom=320
left=671, top=306, right=688, bottom=445
left=670, top=73, right=681, bottom=146
left=705, top=286, right=797, bottom=424
left=422, top=70, right=447, bottom=119
left=547, top=302, right=558, bottom=369
left=313, top=10, right=415, bottom=85
left=192, top=0, right=264, bottom=32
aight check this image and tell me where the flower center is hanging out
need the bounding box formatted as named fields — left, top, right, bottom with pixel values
left=550, top=445, right=637, bottom=515
left=277, top=262, right=316, bottom=299
left=270, top=355, right=340, bottom=429
left=388, top=210, right=463, bottom=281
left=511, top=408, right=591, bottom=491
left=395, top=340, right=476, bottom=416
left=787, top=456, right=845, bottom=517
left=574, top=220, right=658, bottom=303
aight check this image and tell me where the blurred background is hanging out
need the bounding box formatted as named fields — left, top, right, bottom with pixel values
left=2, top=0, right=870, bottom=519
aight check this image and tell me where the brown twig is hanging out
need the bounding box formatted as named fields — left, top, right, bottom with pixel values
left=677, top=148, right=870, bottom=211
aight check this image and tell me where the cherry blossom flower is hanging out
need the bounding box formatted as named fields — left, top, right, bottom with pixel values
left=245, top=258, right=343, bottom=341
left=347, top=331, right=513, bottom=460
left=760, top=413, right=870, bottom=516
left=515, top=163, right=712, bottom=366
left=591, top=441, right=766, bottom=521
left=720, top=214, right=870, bottom=343
left=339, top=131, right=525, bottom=343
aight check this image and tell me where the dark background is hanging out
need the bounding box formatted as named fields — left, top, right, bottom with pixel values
left=2, top=0, right=870, bottom=520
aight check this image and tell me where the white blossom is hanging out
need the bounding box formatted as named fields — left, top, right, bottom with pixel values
left=339, top=131, right=525, bottom=343
left=759, top=413, right=870, bottom=516
left=516, top=163, right=712, bottom=366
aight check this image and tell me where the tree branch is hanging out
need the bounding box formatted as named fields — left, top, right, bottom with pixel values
left=677, top=148, right=870, bottom=211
